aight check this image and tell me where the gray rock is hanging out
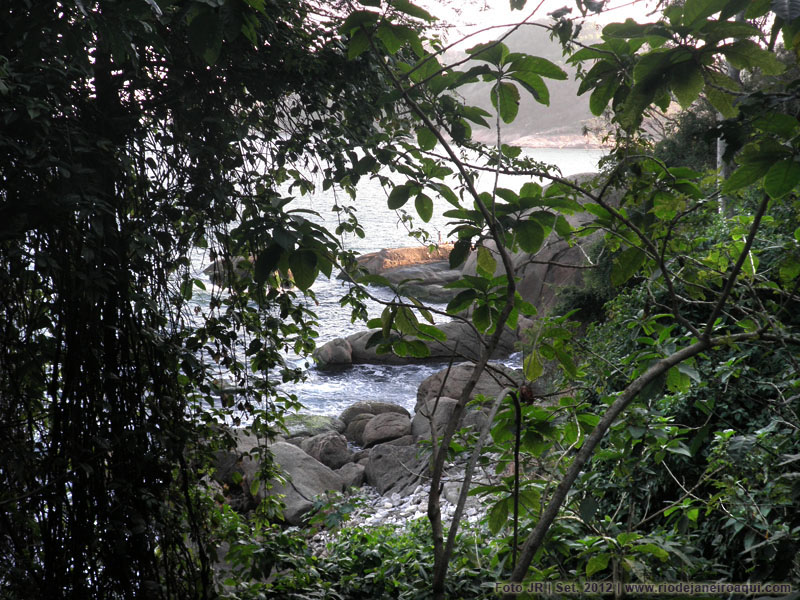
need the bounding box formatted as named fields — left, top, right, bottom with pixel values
left=365, top=443, right=430, bottom=496
left=412, top=397, right=459, bottom=439
left=342, top=320, right=517, bottom=365
left=284, top=414, right=346, bottom=438
left=344, top=413, right=374, bottom=446
left=337, top=462, right=366, bottom=488
left=313, top=337, right=353, bottom=367
left=416, top=362, right=523, bottom=411
left=362, top=412, right=412, bottom=448
left=263, top=442, right=345, bottom=525
left=300, top=431, right=353, bottom=470
left=382, top=434, right=416, bottom=446
left=412, top=397, right=490, bottom=441
left=339, top=401, right=410, bottom=426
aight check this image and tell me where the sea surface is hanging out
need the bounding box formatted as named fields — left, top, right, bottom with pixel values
left=190, top=147, right=604, bottom=417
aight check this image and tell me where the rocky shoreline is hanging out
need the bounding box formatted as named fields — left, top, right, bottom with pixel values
left=211, top=360, right=523, bottom=528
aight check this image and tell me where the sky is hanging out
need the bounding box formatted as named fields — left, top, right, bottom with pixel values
left=420, top=0, right=661, bottom=45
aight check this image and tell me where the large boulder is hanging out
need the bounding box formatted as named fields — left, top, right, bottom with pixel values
left=339, top=401, right=410, bottom=425
left=317, top=319, right=517, bottom=367
left=362, top=412, right=412, bottom=448
left=365, top=443, right=430, bottom=496
left=300, top=431, right=353, bottom=470
left=313, top=337, right=352, bottom=367
left=416, top=362, right=523, bottom=411
left=336, top=462, right=366, bottom=488
left=345, top=244, right=454, bottom=275
left=344, top=413, right=374, bottom=446
left=412, top=396, right=489, bottom=440
left=260, top=442, right=345, bottom=525
left=284, top=414, right=346, bottom=438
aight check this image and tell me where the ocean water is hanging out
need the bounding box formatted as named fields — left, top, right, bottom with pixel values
left=191, top=147, right=604, bottom=416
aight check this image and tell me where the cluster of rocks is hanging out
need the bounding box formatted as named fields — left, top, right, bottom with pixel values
left=211, top=361, right=523, bottom=527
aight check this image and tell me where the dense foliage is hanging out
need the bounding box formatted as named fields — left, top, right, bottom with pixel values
left=2, top=0, right=799, bottom=598
left=0, top=0, right=392, bottom=597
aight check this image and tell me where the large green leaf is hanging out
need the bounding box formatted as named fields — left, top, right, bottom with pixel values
left=416, top=127, right=437, bottom=151
left=254, top=245, right=283, bottom=284
left=516, top=219, right=545, bottom=253
left=508, top=54, right=567, bottom=80
left=589, top=77, right=618, bottom=116
left=611, top=246, right=647, bottom=286
left=390, top=0, right=434, bottom=20
left=388, top=184, right=412, bottom=209
left=487, top=499, right=508, bottom=535
left=723, top=162, right=771, bottom=193
left=720, top=40, right=786, bottom=75
left=586, top=553, right=611, bottom=577
left=466, top=41, right=509, bottom=66
left=764, top=159, right=800, bottom=198
left=476, top=245, right=497, bottom=278
left=415, top=193, right=434, bottom=222
left=670, top=62, right=704, bottom=108
left=509, top=71, right=549, bottom=105
left=288, top=249, right=319, bottom=291
left=682, top=0, right=728, bottom=28
left=491, top=81, right=520, bottom=123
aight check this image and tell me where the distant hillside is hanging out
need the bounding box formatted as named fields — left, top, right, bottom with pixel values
left=445, top=21, right=607, bottom=148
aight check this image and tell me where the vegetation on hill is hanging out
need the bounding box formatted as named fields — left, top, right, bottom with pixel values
left=1, top=0, right=799, bottom=598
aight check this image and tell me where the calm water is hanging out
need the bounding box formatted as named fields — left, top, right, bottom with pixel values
left=191, top=147, right=604, bottom=416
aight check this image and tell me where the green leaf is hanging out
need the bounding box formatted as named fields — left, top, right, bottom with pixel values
left=516, top=219, right=545, bottom=253
left=780, top=257, right=800, bottom=285
left=339, top=10, right=380, bottom=34
left=388, top=184, right=412, bottom=209
left=473, top=304, right=491, bottom=332
left=491, top=82, right=520, bottom=123
left=415, top=323, right=447, bottom=342
left=249, top=477, right=261, bottom=498
left=476, top=245, right=497, bottom=278
left=589, top=77, right=618, bottom=116
left=289, top=250, right=318, bottom=291
left=580, top=496, right=598, bottom=523
left=682, top=0, right=728, bottom=28
left=188, top=8, right=223, bottom=65
left=447, top=288, right=477, bottom=313
left=764, top=159, right=800, bottom=198
left=508, top=71, right=549, bottom=105
left=415, top=193, right=434, bottom=222
left=720, top=40, right=785, bottom=75
left=753, top=113, right=800, bottom=137
left=254, top=245, right=282, bottom=284
left=394, top=306, right=420, bottom=335
left=723, top=162, right=771, bottom=193
left=487, top=498, right=509, bottom=534
left=508, top=54, right=567, bottom=80
left=376, top=23, right=403, bottom=54
left=633, top=543, right=669, bottom=561
left=523, top=351, right=543, bottom=380
left=610, top=247, right=647, bottom=286
left=348, top=29, right=370, bottom=59
left=563, top=421, right=579, bottom=446
left=466, top=41, right=509, bottom=66
left=670, top=62, right=704, bottom=108
left=431, top=182, right=459, bottom=207
left=391, top=0, right=435, bottom=21
left=449, top=240, right=471, bottom=269
left=416, top=127, right=437, bottom=151
left=586, top=553, right=611, bottom=577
